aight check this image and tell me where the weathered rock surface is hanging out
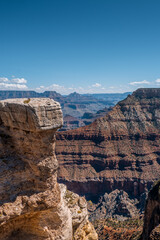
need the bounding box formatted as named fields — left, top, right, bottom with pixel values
left=56, top=88, right=160, bottom=214
left=88, top=189, right=140, bottom=221
left=141, top=180, right=160, bottom=240
left=0, top=98, right=97, bottom=240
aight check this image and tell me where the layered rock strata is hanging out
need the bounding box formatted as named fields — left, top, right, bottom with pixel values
left=56, top=88, right=160, bottom=211
left=0, top=98, right=97, bottom=240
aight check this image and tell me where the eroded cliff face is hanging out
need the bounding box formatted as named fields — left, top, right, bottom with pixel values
left=0, top=98, right=97, bottom=240
left=56, top=88, right=160, bottom=216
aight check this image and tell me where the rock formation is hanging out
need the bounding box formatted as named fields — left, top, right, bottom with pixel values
left=0, top=98, right=97, bottom=240
left=141, top=180, right=160, bottom=240
left=56, top=88, right=160, bottom=215
left=88, top=189, right=140, bottom=221
left=0, top=91, right=129, bottom=128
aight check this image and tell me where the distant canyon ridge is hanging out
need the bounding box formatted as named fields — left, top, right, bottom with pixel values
left=0, top=90, right=130, bottom=130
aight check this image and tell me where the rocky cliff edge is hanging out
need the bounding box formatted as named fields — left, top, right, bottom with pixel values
left=0, top=98, right=97, bottom=240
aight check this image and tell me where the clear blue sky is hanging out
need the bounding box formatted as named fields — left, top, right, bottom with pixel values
left=0, top=0, right=160, bottom=94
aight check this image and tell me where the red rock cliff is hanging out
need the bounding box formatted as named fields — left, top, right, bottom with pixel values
left=56, top=88, right=160, bottom=202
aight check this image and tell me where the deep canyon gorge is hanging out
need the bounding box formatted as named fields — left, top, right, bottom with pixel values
left=56, top=88, right=160, bottom=220
left=0, top=89, right=159, bottom=239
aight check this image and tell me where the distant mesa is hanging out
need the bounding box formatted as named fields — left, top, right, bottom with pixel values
left=132, top=88, right=160, bottom=99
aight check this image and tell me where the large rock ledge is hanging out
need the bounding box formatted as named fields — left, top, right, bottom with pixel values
left=0, top=98, right=97, bottom=240
left=0, top=98, right=63, bottom=131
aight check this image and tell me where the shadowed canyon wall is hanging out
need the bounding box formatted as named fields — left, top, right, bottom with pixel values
left=141, top=180, right=160, bottom=240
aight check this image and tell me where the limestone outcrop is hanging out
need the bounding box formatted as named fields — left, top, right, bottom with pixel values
left=0, top=98, right=97, bottom=240
left=56, top=88, right=160, bottom=215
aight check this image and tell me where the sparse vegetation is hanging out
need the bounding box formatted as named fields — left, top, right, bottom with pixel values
left=23, top=98, right=31, bottom=104
left=88, top=200, right=93, bottom=205
left=0, top=212, right=4, bottom=217
left=64, top=190, right=75, bottom=205
left=93, top=217, right=143, bottom=240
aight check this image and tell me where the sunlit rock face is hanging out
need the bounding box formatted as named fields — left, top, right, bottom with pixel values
left=56, top=88, right=160, bottom=215
left=0, top=98, right=97, bottom=240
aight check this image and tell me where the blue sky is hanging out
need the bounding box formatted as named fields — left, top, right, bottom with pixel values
left=0, top=0, right=160, bottom=94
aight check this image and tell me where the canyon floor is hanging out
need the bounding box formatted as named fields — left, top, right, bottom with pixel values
left=93, top=217, right=160, bottom=240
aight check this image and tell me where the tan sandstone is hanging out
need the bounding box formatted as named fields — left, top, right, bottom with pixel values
left=0, top=98, right=97, bottom=240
